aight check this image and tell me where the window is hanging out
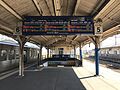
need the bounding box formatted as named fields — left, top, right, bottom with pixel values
left=58, top=48, right=64, bottom=55
left=114, top=51, right=117, bottom=54
left=1, top=50, right=7, bottom=56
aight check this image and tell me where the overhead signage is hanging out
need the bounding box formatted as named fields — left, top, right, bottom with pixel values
left=22, top=16, right=94, bottom=35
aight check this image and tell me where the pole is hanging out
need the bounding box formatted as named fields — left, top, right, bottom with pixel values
left=18, top=40, right=24, bottom=76
left=79, top=43, right=83, bottom=66
left=74, top=45, right=76, bottom=58
left=17, top=36, right=28, bottom=76
left=39, top=45, right=42, bottom=65
left=14, top=50, right=16, bottom=60
left=95, top=36, right=99, bottom=76
left=6, top=50, right=9, bottom=60
left=47, top=48, right=49, bottom=58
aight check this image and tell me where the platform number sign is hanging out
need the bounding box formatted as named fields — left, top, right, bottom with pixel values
left=14, top=22, right=22, bottom=35
left=94, top=18, right=103, bottom=35
left=97, top=27, right=100, bottom=32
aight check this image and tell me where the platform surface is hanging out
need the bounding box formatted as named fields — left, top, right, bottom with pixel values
left=0, top=67, right=86, bottom=90
left=73, top=59, right=120, bottom=90
left=0, top=60, right=120, bottom=90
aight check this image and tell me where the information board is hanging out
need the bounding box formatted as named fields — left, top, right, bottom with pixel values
left=22, top=16, right=94, bottom=35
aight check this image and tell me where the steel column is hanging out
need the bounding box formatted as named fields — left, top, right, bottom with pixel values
left=79, top=43, right=83, bottom=66
left=47, top=48, right=49, bottom=58
left=39, top=45, right=42, bottom=65
left=49, top=49, right=52, bottom=58
left=6, top=50, right=9, bottom=60
left=89, top=36, right=100, bottom=76
left=95, top=36, right=100, bottom=76
left=74, top=45, right=76, bottom=58
left=95, top=46, right=99, bottom=75
left=14, top=50, right=16, bottom=60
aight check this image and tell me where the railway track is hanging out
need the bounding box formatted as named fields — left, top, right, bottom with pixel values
left=85, top=57, right=120, bottom=72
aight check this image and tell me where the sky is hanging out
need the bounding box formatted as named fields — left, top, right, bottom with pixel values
left=101, top=34, right=120, bottom=48
left=82, top=34, right=120, bottom=51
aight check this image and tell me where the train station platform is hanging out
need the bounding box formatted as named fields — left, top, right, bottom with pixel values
left=0, top=60, right=120, bottom=90
left=73, top=60, right=120, bottom=90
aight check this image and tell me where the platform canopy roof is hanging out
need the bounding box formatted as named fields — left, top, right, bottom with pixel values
left=0, top=0, right=120, bottom=48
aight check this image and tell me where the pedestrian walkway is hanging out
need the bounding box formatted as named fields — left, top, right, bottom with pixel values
left=73, top=59, right=120, bottom=90
left=0, top=60, right=120, bottom=90
left=0, top=67, right=86, bottom=90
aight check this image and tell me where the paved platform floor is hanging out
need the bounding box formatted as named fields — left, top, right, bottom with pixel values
left=0, top=67, right=86, bottom=90
left=0, top=60, right=120, bottom=90
left=73, top=60, right=120, bottom=90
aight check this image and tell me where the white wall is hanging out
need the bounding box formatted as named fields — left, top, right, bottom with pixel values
left=52, top=46, right=72, bottom=55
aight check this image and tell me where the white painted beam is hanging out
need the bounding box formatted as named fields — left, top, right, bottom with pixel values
left=0, top=0, right=22, bottom=20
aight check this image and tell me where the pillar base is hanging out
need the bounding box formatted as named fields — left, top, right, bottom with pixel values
left=94, top=74, right=100, bottom=77
left=19, top=74, right=24, bottom=77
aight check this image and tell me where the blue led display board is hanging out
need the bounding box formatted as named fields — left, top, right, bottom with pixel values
left=22, top=16, right=94, bottom=35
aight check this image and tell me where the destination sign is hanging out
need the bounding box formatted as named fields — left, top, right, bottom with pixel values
left=22, top=16, right=94, bottom=35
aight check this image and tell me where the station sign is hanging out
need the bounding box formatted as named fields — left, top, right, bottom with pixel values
left=94, top=18, right=103, bottom=36
left=22, top=16, right=94, bottom=35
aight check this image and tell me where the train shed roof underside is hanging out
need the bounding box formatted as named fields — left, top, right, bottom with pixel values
left=0, top=0, right=120, bottom=48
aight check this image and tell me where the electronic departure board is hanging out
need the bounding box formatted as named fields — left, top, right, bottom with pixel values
left=22, top=16, right=94, bottom=35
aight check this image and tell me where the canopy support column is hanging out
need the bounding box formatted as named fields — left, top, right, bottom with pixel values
left=79, top=43, right=83, bottom=66
left=74, top=45, right=76, bottom=58
left=17, top=35, right=31, bottom=76
left=38, top=44, right=42, bottom=66
left=47, top=48, right=49, bottom=58
left=89, top=36, right=100, bottom=76
left=94, top=36, right=100, bottom=76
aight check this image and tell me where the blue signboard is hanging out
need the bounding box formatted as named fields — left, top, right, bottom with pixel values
left=22, top=16, right=94, bottom=35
